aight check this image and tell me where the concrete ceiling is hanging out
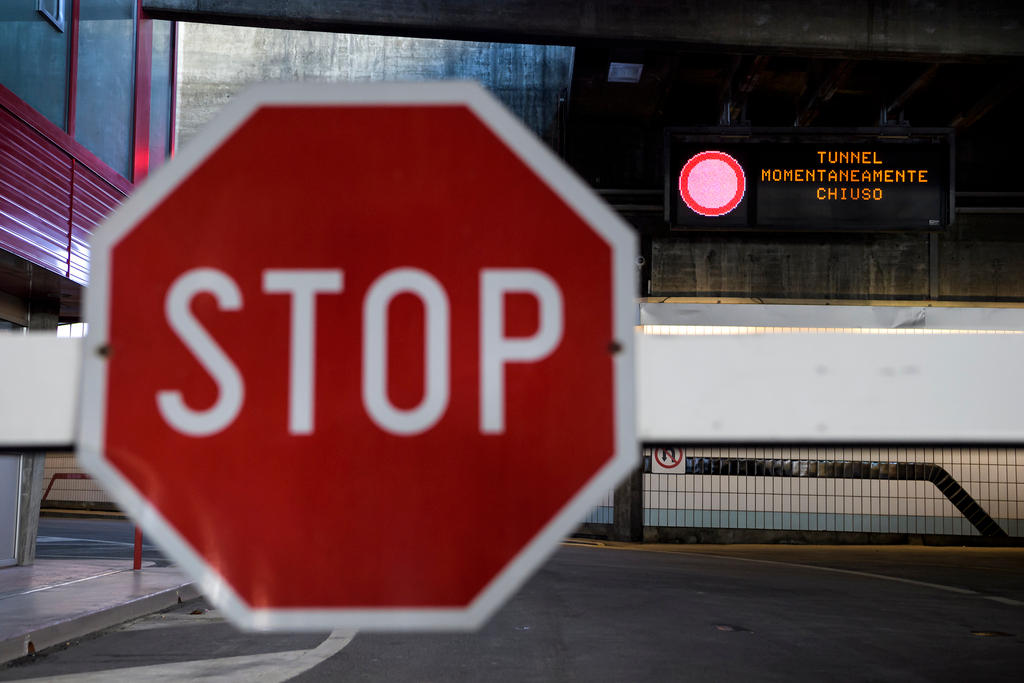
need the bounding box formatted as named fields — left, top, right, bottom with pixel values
left=148, top=0, right=1024, bottom=229
left=145, top=1, right=1024, bottom=60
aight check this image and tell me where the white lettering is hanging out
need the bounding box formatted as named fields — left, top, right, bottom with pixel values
left=262, top=269, right=344, bottom=435
left=362, top=268, right=450, bottom=435
left=157, top=268, right=244, bottom=437
left=480, top=269, right=564, bottom=434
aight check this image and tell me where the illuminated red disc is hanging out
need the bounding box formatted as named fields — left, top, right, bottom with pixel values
left=678, top=151, right=745, bottom=217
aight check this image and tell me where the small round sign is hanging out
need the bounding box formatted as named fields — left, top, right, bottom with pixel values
left=654, top=447, right=683, bottom=470
left=678, top=150, right=745, bottom=217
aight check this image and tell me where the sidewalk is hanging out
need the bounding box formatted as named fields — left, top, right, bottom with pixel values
left=0, top=559, right=197, bottom=665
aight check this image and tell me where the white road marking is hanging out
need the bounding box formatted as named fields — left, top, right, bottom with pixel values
left=10, top=628, right=356, bottom=682
left=36, top=536, right=151, bottom=547
left=607, top=544, right=1023, bottom=604
left=984, top=595, right=1024, bottom=606
left=699, top=552, right=980, bottom=595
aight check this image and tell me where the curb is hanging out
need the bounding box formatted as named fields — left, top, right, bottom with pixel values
left=39, top=509, right=128, bottom=521
left=0, top=582, right=199, bottom=666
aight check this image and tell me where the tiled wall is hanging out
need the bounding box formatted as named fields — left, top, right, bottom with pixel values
left=582, top=488, right=614, bottom=524
left=645, top=447, right=1024, bottom=537
left=41, top=452, right=113, bottom=506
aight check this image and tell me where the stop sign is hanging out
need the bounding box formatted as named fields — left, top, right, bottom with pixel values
left=78, top=82, right=636, bottom=630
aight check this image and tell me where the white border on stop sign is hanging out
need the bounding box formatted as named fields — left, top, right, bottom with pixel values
left=77, top=81, right=638, bottom=631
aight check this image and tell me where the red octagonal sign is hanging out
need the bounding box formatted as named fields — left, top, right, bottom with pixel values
left=78, top=83, right=636, bottom=630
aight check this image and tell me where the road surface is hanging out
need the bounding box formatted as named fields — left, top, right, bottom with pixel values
left=2, top=522, right=1022, bottom=681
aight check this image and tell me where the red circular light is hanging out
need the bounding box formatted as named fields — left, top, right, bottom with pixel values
left=678, top=151, right=745, bottom=217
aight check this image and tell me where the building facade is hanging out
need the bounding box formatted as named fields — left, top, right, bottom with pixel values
left=0, top=0, right=176, bottom=565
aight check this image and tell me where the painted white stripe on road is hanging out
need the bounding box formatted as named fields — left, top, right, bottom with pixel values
left=21, top=628, right=356, bottom=682
left=983, top=595, right=1024, bottom=606
left=36, top=536, right=151, bottom=547
left=602, top=544, right=1016, bottom=601
left=694, top=552, right=981, bottom=596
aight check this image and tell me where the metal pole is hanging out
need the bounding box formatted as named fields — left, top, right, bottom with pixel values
left=133, top=527, right=143, bottom=570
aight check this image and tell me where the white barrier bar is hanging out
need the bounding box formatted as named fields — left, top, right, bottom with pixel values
left=2, top=332, right=1024, bottom=447
left=0, top=335, right=81, bottom=449
left=638, top=332, right=1024, bottom=443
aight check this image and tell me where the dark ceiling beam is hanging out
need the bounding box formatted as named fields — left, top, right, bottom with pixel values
left=716, top=56, right=743, bottom=104
left=719, top=55, right=771, bottom=124
left=143, top=1, right=1024, bottom=60
left=716, top=56, right=743, bottom=125
left=950, top=71, right=1024, bottom=129
left=646, top=54, right=683, bottom=122
left=735, top=56, right=771, bottom=96
left=794, top=60, right=856, bottom=126
left=883, top=63, right=940, bottom=123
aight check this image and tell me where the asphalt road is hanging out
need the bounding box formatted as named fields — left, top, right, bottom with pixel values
left=292, top=543, right=1024, bottom=682
left=35, top=517, right=167, bottom=565
left=4, top=520, right=1023, bottom=681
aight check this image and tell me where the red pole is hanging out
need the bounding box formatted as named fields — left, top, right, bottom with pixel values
left=133, top=528, right=143, bottom=570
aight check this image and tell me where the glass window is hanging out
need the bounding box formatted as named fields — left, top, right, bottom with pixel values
left=0, top=0, right=70, bottom=129
left=57, top=322, right=86, bottom=337
left=148, top=20, right=174, bottom=173
left=75, top=0, right=136, bottom=179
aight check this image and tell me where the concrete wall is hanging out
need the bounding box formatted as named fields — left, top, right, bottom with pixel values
left=176, top=23, right=573, bottom=148
left=940, top=214, right=1024, bottom=301
left=652, top=233, right=930, bottom=300
left=651, top=213, right=1024, bottom=302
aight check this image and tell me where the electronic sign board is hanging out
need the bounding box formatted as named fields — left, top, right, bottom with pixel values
left=665, top=129, right=953, bottom=231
